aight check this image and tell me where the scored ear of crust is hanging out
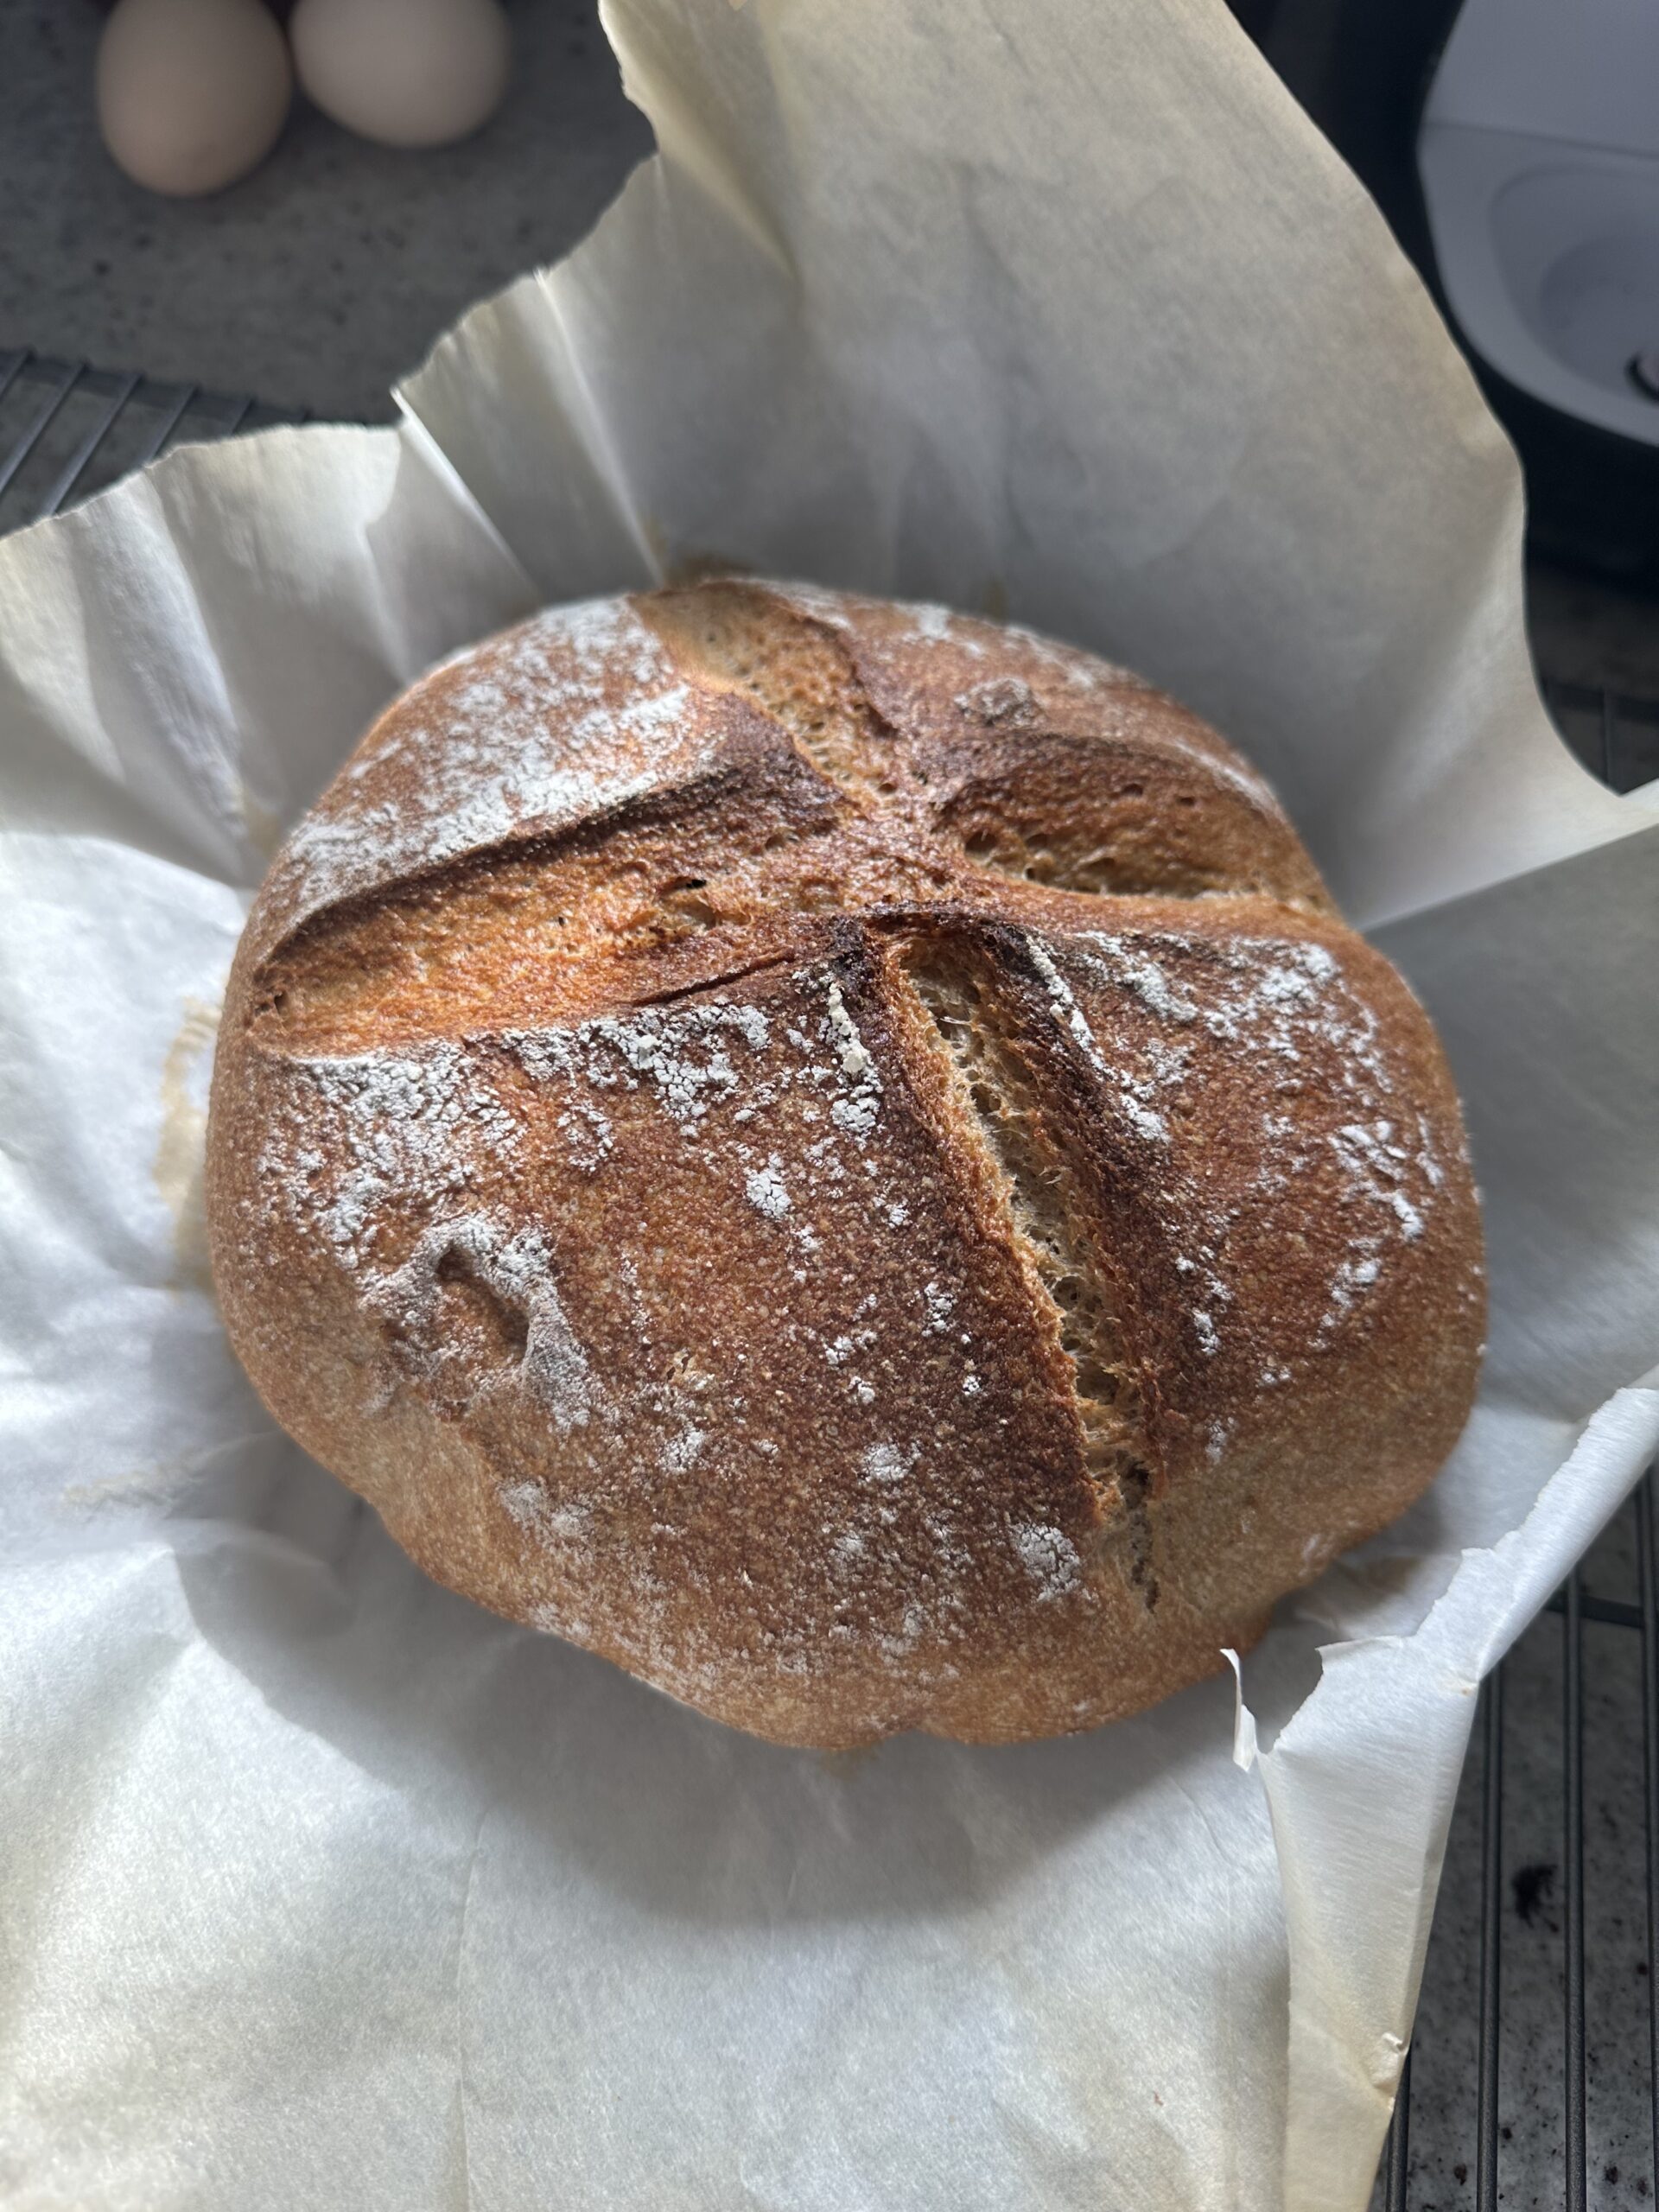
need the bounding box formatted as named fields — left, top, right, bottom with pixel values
left=207, top=582, right=1484, bottom=1748
left=644, top=581, right=1333, bottom=908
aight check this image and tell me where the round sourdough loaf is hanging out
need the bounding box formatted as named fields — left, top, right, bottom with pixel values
left=207, top=581, right=1484, bottom=1746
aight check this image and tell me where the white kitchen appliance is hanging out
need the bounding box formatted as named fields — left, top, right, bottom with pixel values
left=1417, top=0, right=1659, bottom=447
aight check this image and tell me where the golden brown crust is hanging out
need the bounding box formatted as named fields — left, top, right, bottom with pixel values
left=207, top=582, right=1484, bottom=1746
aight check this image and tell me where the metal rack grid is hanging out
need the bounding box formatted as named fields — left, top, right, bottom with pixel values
left=1541, top=682, right=1659, bottom=800
left=1383, top=1478, right=1659, bottom=2211
left=0, top=349, right=305, bottom=537
left=3, top=350, right=1656, bottom=2209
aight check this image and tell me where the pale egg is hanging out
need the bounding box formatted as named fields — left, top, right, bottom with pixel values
left=97, top=0, right=294, bottom=198
left=289, top=0, right=512, bottom=150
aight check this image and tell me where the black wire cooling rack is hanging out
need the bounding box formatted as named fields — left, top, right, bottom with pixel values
left=1382, top=1482, right=1659, bottom=2212
left=0, top=348, right=306, bottom=532
left=3, top=346, right=1656, bottom=2209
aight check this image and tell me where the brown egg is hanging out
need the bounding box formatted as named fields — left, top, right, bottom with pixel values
left=97, top=0, right=293, bottom=197
left=289, top=0, right=511, bottom=150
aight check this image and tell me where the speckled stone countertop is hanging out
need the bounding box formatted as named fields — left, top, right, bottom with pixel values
left=0, top=0, right=650, bottom=421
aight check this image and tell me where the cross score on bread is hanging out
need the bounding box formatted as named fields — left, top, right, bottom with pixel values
left=207, top=582, right=1484, bottom=1747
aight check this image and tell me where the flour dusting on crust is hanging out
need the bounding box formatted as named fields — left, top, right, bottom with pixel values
left=1033, top=925, right=1462, bottom=1376
left=263, top=600, right=709, bottom=935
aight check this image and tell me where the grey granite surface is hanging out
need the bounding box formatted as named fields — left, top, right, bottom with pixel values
left=0, top=0, right=650, bottom=421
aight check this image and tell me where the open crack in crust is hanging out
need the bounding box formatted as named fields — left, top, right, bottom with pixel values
left=207, top=580, right=1485, bottom=1746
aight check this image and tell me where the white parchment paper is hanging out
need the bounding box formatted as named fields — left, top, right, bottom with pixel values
left=3, top=2, right=1657, bottom=2206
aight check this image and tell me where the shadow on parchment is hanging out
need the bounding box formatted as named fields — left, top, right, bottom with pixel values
left=174, top=1439, right=1283, bottom=1931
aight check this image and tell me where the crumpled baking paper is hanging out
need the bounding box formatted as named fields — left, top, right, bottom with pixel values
left=2, top=1, right=1656, bottom=2207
